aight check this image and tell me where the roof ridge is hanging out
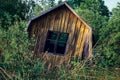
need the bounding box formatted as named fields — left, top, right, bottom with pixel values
left=28, top=1, right=91, bottom=30
left=31, top=2, right=67, bottom=21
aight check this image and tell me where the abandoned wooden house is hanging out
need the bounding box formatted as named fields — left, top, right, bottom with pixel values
left=27, top=2, right=92, bottom=66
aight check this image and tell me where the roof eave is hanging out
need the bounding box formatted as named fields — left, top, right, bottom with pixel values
left=28, top=2, right=92, bottom=33
left=64, top=3, right=92, bottom=30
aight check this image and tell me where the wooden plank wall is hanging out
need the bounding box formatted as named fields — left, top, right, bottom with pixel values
left=31, top=6, right=92, bottom=67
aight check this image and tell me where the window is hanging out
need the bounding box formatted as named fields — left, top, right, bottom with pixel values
left=44, top=31, right=69, bottom=55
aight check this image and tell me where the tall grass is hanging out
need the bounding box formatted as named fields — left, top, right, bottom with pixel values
left=0, top=52, right=120, bottom=80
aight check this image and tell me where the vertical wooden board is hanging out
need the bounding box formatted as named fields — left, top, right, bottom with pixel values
left=65, top=13, right=75, bottom=55
left=36, top=19, right=43, bottom=36
left=78, top=26, right=89, bottom=57
left=66, top=48, right=75, bottom=65
left=41, top=15, right=51, bottom=51
left=62, top=8, right=69, bottom=33
left=34, top=21, right=41, bottom=37
left=74, top=23, right=85, bottom=56
left=72, top=20, right=81, bottom=57
left=60, top=9, right=67, bottom=32
left=66, top=13, right=73, bottom=33
left=77, top=24, right=85, bottom=48
left=32, top=23, right=36, bottom=35
left=57, top=9, right=63, bottom=32
left=48, top=13, right=55, bottom=31
left=40, top=16, right=51, bottom=51
left=36, top=18, right=45, bottom=53
left=86, top=29, right=92, bottom=57
left=34, top=19, right=44, bottom=53
left=37, top=17, right=48, bottom=52
left=76, top=21, right=82, bottom=44
left=50, top=9, right=61, bottom=31
left=82, top=28, right=90, bottom=57
left=75, top=21, right=82, bottom=49
left=56, top=9, right=63, bottom=31
left=69, top=17, right=78, bottom=49
left=33, top=20, right=41, bottom=52
left=65, top=10, right=70, bottom=33
left=46, top=14, right=53, bottom=30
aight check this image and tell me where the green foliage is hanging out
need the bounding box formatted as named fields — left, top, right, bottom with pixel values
left=74, top=0, right=120, bottom=67
left=95, top=3, right=120, bottom=67
left=0, top=0, right=36, bottom=29
left=0, top=0, right=29, bottom=19
left=62, top=0, right=110, bottom=17
left=0, top=20, right=46, bottom=79
left=79, top=0, right=109, bottom=17
left=0, top=0, right=120, bottom=80
left=66, top=0, right=83, bottom=9
left=75, top=3, right=108, bottom=44
left=29, top=0, right=56, bottom=20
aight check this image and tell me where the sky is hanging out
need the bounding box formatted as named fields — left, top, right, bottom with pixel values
left=104, top=0, right=120, bottom=11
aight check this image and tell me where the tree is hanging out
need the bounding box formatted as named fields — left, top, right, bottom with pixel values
left=29, top=0, right=56, bottom=19
left=66, top=0, right=84, bottom=9
left=59, top=0, right=110, bottom=17
left=0, top=0, right=35, bottom=29
left=48, top=0, right=56, bottom=7
left=74, top=0, right=109, bottom=45
left=96, top=3, right=120, bottom=67
left=0, top=0, right=31, bottom=19
left=79, top=0, right=109, bottom=17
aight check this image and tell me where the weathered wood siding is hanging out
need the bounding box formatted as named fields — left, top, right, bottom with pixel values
left=30, top=6, right=90, bottom=56
left=28, top=4, right=92, bottom=67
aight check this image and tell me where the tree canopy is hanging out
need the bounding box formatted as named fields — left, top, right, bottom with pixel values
left=0, top=0, right=36, bottom=29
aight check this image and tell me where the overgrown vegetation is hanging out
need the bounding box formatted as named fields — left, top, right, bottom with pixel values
left=0, top=0, right=120, bottom=80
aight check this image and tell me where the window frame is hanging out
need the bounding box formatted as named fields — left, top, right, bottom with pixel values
left=44, top=30, right=69, bottom=55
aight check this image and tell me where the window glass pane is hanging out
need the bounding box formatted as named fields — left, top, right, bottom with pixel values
left=47, top=31, right=57, bottom=40
left=58, top=33, right=69, bottom=42
left=56, top=42, right=66, bottom=54
left=44, top=40, right=55, bottom=53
